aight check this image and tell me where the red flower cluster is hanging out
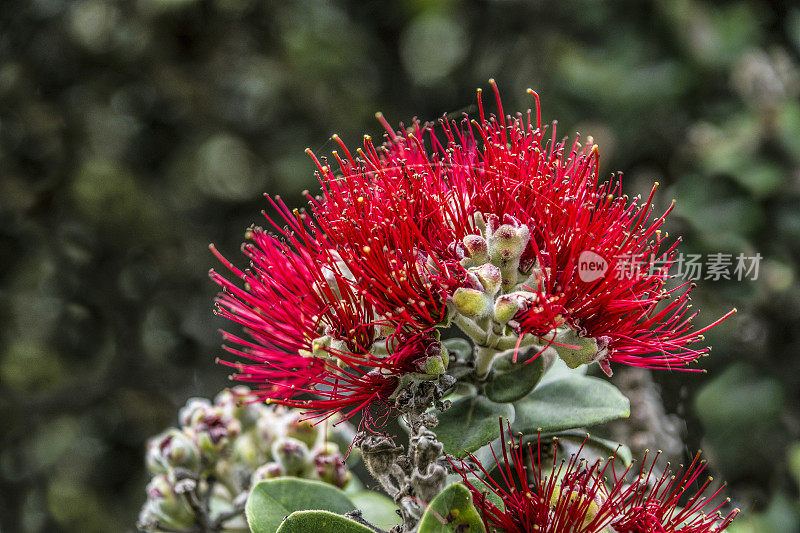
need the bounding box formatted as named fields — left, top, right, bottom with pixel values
left=454, top=425, right=739, bottom=532
left=210, top=81, right=732, bottom=424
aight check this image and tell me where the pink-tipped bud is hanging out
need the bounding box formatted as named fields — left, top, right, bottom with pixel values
left=313, top=445, right=351, bottom=488
left=493, top=292, right=530, bottom=324
left=146, top=429, right=201, bottom=474
left=462, top=234, right=489, bottom=266
left=271, top=437, right=311, bottom=476
left=251, top=462, right=285, bottom=485
left=473, top=263, right=502, bottom=295
left=487, top=221, right=530, bottom=266
left=178, top=397, right=212, bottom=427
left=194, top=407, right=241, bottom=456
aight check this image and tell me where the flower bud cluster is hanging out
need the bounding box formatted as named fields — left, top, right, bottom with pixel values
left=452, top=213, right=539, bottom=329
left=138, top=386, right=354, bottom=532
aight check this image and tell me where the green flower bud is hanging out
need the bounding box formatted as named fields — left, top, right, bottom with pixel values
left=486, top=215, right=531, bottom=264
left=554, top=328, right=611, bottom=373
left=461, top=234, right=489, bottom=267
left=178, top=397, right=212, bottom=427
left=146, top=429, right=201, bottom=473
left=285, top=412, right=320, bottom=448
left=256, top=411, right=281, bottom=458
left=271, top=437, right=311, bottom=476
left=251, top=462, right=285, bottom=485
left=423, top=355, right=446, bottom=376
left=194, top=407, right=241, bottom=457
left=472, top=263, right=502, bottom=295
left=144, top=475, right=194, bottom=528
left=485, top=213, right=531, bottom=289
left=313, top=447, right=351, bottom=488
left=493, top=292, right=528, bottom=324
left=232, top=432, right=262, bottom=469
left=452, top=287, right=491, bottom=319
left=214, top=386, right=262, bottom=428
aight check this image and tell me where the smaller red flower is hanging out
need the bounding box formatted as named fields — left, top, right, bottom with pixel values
left=210, top=223, right=443, bottom=429
left=453, top=424, right=738, bottom=533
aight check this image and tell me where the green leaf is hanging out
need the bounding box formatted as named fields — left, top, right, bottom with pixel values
left=442, top=337, right=473, bottom=361
left=550, top=430, right=634, bottom=467
left=484, top=348, right=546, bottom=403
left=434, top=396, right=514, bottom=458
left=512, top=376, right=629, bottom=434
left=246, top=478, right=355, bottom=533
left=461, top=476, right=503, bottom=511
left=276, top=510, right=373, bottom=533
left=468, top=438, right=501, bottom=475
left=417, top=483, right=486, bottom=533
left=445, top=438, right=502, bottom=486
left=348, top=491, right=400, bottom=530
left=538, top=356, right=587, bottom=385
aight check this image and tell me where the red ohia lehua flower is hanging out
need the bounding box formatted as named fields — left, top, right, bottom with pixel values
left=209, top=220, right=448, bottom=428
left=453, top=424, right=739, bottom=532
left=210, top=81, right=734, bottom=424
left=437, top=81, right=734, bottom=374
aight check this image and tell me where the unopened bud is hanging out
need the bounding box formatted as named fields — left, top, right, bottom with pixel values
left=487, top=222, right=530, bottom=263
left=178, top=397, right=212, bottom=427
left=422, top=340, right=448, bottom=373
left=146, top=429, right=200, bottom=473
left=272, top=437, right=311, bottom=476
left=251, top=462, right=285, bottom=485
left=144, top=475, right=194, bottom=527
left=214, top=386, right=261, bottom=428
left=256, top=411, right=281, bottom=457
left=484, top=214, right=531, bottom=289
left=555, top=329, right=611, bottom=373
left=232, top=432, right=262, bottom=469
left=461, top=234, right=489, bottom=267
left=423, top=355, right=445, bottom=376
left=494, top=291, right=535, bottom=324
left=472, top=263, right=502, bottom=295
left=194, top=408, right=241, bottom=456
left=313, top=447, right=351, bottom=488
left=285, top=413, right=320, bottom=448
left=473, top=212, right=487, bottom=233
left=452, top=287, right=491, bottom=319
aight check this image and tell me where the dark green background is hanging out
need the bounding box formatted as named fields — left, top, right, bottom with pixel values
left=1, top=0, right=799, bottom=530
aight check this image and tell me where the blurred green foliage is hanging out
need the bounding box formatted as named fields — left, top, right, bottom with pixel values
left=1, top=0, right=799, bottom=531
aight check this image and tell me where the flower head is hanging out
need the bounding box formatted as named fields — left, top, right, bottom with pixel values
left=210, top=229, right=445, bottom=427
left=454, top=424, right=738, bottom=533
left=210, top=81, right=734, bottom=425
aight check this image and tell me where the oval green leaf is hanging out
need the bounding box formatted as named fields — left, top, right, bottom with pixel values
left=417, top=482, right=486, bottom=533
left=547, top=430, right=634, bottom=467
left=512, top=376, right=629, bottom=434
left=484, top=349, right=546, bottom=403
left=348, top=491, right=400, bottom=530
left=434, top=396, right=514, bottom=458
left=245, top=478, right=355, bottom=533
left=442, top=337, right=473, bottom=361
left=276, top=510, right=373, bottom=533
